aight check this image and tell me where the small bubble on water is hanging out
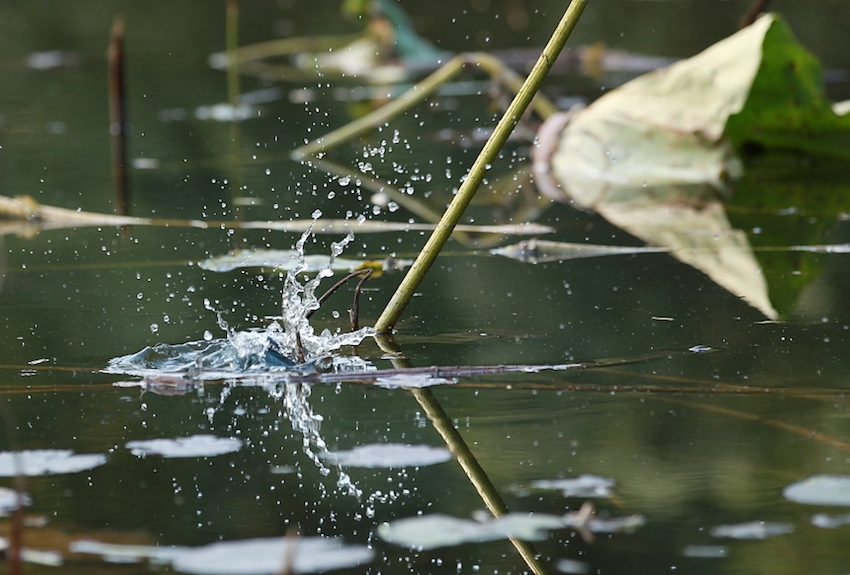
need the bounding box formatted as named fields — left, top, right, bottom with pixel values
left=203, top=330, right=213, bottom=341
left=150, top=323, right=159, bottom=333
left=327, top=191, right=336, bottom=199
left=311, top=209, right=322, bottom=219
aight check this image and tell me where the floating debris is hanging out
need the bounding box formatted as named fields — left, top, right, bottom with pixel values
left=811, top=513, right=850, bottom=529
left=372, top=372, right=458, bottom=389
left=69, top=540, right=189, bottom=565
left=783, top=475, right=850, bottom=506
left=379, top=507, right=644, bottom=551
left=378, top=513, right=565, bottom=550
left=0, top=450, right=107, bottom=477
left=492, top=238, right=666, bottom=264
left=198, top=250, right=367, bottom=273
left=0, top=486, right=30, bottom=514
left=26, top=50, right=80, bottom=70
left=322, top=443, right=451, bottom=468
left=556, top=558, right=591, bottom=574
left=529, top=474, right=616, bottom=498
left=171, top=536, right=373, bottom=575
left=0, top=538, right=63, bottom=567
left=710, top=521, right=794, bottom=540
left=681, top=545, right=729, bottom=558
left=194, top=103, right=254, bottom=122
left=125, top=435, right=242, bottom=459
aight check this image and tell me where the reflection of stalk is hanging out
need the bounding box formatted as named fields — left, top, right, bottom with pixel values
left=108, top=16, right=129, bottom=216
left=375, top=334, right=551, bottom=575
left=412, top=388, right=551, bottom=575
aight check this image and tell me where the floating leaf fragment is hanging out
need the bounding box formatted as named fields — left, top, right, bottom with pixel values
left=0, top=450, right=106, bottom=477
left=783, top=475, right=850, bottom=506
left=373, top=372, right=458, bottom=389
left=811, top=513, right=850, bottom=529
left=710, top=521, right=793, bottom=540
left=171, top=536, right=373, bottom=575
left=0, top=487, right=30, bottom=514
left=198, top=250, right=366, bottom=273
left=556, top=558, right=591, bottom=574
left=681, top=545, right=728, bottom=559
left=70, top=540, right=189, bottom=565
left=492, top=239, right=665, bottom=264
left=378, top=509, right=644, bottom=550
left=0, top=538, right=63, bottom=567
left=125, top=435, right=242, bottom=459
left=377, top=513, right=565, bottom=550
left=322, top=443, right=451, bottom=468
left=565, top=512, right=646, bottom=534
left=529, top=474, right=616, bottom=498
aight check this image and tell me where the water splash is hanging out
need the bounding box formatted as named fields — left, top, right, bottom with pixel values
left=105, top=216, right=375, bottom=381
left=275, top=213, right=374, bottom=365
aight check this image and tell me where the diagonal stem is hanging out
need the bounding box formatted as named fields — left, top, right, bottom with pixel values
left=373, top=0, right=588, bottom=334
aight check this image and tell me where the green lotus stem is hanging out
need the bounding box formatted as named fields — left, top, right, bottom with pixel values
left=374, top=0, right=587, bottom=334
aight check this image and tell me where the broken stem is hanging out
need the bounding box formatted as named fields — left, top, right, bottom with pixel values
left=373, top=0, right=587, bottom=334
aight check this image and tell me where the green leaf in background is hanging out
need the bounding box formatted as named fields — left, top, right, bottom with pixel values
left=725, top=14, right=850, bottom=158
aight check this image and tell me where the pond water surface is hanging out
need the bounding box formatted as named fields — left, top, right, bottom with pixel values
left=2, top=1, right=850, bottom=574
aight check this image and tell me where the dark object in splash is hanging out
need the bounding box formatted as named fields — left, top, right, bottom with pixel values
left=264, top=339, right=296, bottom=368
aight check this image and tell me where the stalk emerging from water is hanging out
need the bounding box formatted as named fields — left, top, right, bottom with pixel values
left=373, top=0, right=587, bottom=334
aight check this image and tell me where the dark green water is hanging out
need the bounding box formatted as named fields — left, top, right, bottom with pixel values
left=2, top=1, right=850, bottom=574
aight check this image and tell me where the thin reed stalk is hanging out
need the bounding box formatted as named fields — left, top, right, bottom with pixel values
left=373, top=0, right=588, bottom=333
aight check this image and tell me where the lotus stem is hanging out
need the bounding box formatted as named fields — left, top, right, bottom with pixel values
left=373, top=0, right=587, bottom=334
